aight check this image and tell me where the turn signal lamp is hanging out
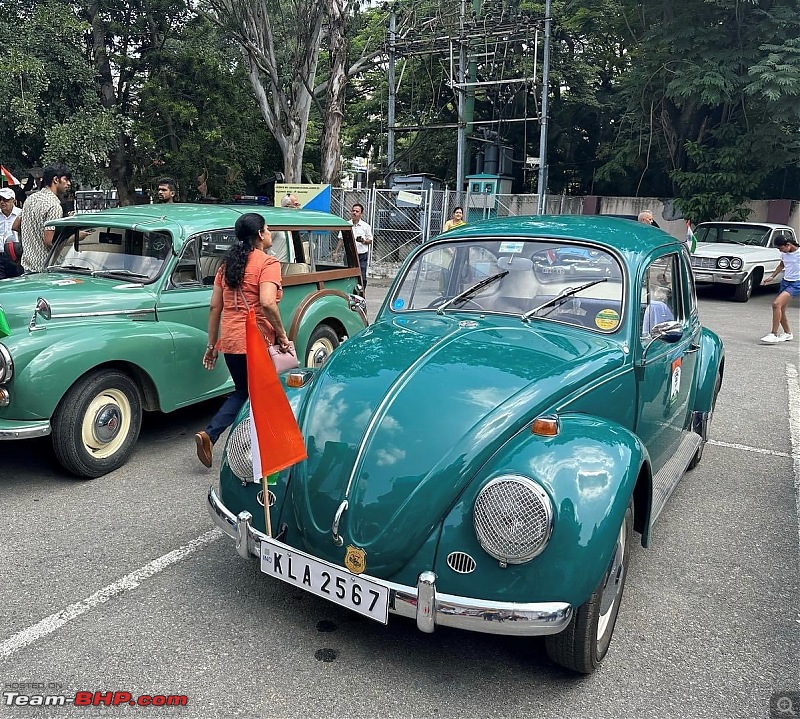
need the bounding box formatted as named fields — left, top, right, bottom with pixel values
left=286, top=370, right=314, bottom=388
left=532, top=416, right=559, bottom=436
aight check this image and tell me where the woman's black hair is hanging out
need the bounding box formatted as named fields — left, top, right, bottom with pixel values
left=223, top=212, right=265, bottom=288
left=774, top=235, right=799, bottom=249
left=453, top=206, right=464, bottom=214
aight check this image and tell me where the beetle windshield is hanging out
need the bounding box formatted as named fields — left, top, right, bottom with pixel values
left=391, top=238, right=625, bottom=332
left=48, top=227, right=172, bottom=283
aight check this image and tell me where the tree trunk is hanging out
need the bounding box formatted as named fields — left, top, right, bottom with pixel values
left=87, top=1, right=134, bottom=200
left=319, top=0, right=350, bottom=186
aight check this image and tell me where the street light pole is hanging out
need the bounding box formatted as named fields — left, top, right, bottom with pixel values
left=536, top=0, right=552, bottom=215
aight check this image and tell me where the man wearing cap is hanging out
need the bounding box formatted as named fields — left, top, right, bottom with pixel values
left=0, top=188, right=20, bottom=242
left=12, top=163, right=71, bottom=273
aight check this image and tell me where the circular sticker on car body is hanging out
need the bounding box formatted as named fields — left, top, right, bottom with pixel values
left=595, top=308, right=620, bottom=330
left=392, top=297, right=406, bottom=310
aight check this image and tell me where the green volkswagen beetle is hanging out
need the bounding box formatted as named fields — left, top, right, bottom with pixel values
left=207, top=215, right=724, bottom=673
left=0, top=204, right=367, bottom=478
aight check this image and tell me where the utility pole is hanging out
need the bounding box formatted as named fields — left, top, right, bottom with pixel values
left=536, top=0, right=552, bottom=215
left=387, top=8, right=397, bottom=178
left=455, top=0, right=467, bottom=194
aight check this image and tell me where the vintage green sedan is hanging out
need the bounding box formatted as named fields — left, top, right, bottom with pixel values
left=0, top=204, right=367, bottom=478
left=207, top=215, right=724, bottom=673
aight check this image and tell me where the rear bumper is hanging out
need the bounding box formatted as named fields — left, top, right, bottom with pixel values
left=208, top=486, right=572, bottom=637
left=0, top=418, right=51, bottom=440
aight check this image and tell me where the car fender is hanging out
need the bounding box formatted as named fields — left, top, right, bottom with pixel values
left=4, top=322, right=222, bottom=419
left=691, top=327, right=724, bottom=413
left=286, top=289, right=368, bottom=359
left=432, top=413, right=648, bottom=608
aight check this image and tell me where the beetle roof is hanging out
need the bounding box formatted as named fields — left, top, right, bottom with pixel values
left=439, top=214, right=675, bottom=255
left=47, top=203, right=351, bottom=242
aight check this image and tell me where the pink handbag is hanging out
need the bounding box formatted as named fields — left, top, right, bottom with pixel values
left=236, top=288, right=299, bottom=372
left=268, top=341, right=299, bottom=373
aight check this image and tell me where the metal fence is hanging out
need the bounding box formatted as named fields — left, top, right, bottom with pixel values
left=330, top=188, right=582, bottom=278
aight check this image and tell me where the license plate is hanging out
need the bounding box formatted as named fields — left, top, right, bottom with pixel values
left=694, top=272, right=713, bottom=282
left=260, top=540, right=389, bottom=624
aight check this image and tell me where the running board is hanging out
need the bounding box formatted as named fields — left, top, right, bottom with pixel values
left=650, top=432, right=703, bottom=526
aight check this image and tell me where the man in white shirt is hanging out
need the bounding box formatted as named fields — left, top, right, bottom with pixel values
left=0, top=188, right=21, bottom=242
left=349, top=203, right=372, bottom=290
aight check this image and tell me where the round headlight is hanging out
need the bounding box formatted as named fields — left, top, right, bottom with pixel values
left=473, top=475, right=553, bottom=564
left=226, top=417, right=254, bottom=481
left=729, top=258, right=743, bottom=270
left=717, top=257, right=730, bottom=269
left=0, top=344, right=13, bottom=384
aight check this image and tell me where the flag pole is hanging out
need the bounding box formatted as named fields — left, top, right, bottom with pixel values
left=262, top=476, right=273, bottom=537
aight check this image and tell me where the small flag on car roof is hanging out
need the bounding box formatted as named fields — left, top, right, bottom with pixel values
left=1, top=165, right=21, bottom=187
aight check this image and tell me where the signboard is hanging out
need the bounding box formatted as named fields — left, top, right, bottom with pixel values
left=275, top=184, right=331, bottom=212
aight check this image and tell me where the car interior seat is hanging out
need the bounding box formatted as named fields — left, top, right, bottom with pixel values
left=489, top=256, right=540, bottom=313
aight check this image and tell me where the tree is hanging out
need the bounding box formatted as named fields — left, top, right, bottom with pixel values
left=206, top=0, right=324, bottom=182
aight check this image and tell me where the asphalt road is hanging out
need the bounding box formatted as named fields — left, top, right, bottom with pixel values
left=1, top=281, right=798, bottom=719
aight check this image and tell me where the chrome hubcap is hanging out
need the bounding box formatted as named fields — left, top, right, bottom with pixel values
left=94, top=404, right=122, bottom=444
left=597, top=516, right=627, bottom=641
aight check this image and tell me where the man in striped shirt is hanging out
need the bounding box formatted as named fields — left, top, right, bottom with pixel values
left=12, top=164, right=72, bottom=273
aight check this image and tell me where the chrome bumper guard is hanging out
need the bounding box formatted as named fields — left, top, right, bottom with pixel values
left=0, top=419, right=51, bottom=440
left=208, top=487, right=572, bottom=637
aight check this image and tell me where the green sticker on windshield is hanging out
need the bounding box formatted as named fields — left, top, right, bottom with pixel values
left=595, top=308, right=620, bottom=330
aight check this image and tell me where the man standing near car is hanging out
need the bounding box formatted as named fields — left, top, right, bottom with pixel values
left=12, top=163, right=71, bottom=273
left=157, top=178, right=177, bottom=203
left=0, top=188, right=21, bottom=242
left=349, top=203, right=372, bottom=291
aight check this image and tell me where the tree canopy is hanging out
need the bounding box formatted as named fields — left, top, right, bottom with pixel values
left=0, top=0, right=798, bottom=220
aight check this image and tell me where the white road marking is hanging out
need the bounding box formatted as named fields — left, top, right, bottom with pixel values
left=0, top=528, right=223, bottom=661
left=708, top=440, right=791, bottom=458
left=787, top=363, right=800, bottom=558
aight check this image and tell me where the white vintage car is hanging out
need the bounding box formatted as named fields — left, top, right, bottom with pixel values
left=690, top=222, right=795, bottom=302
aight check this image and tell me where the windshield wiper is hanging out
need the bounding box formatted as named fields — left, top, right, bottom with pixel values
left=436, top=270, right=509, bottom=314
left=522, top=279, right=608, bottom=322
left=44, top=264, right=93, bottom=274
left=91, top=269, right=150, bottom=281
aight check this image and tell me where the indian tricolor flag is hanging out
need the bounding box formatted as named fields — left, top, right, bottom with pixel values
left=245, top=309, right=306, bottom=485
left=686, top=220, right=698, bottom=254
left=1, top=165, right=20, bottom=186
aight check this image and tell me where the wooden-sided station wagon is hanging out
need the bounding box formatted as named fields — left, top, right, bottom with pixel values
left=0, top=204, right=367, bottom=478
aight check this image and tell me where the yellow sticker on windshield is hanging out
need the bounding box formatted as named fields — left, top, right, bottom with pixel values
left=595, top=308, right=620, bottom=330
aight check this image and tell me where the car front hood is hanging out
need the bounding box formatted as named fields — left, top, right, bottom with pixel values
left=0, top=274, right=157, bottom=337
left=694, top=242, right=775, bottom=258
left=289, top=314, right=625, bottom=573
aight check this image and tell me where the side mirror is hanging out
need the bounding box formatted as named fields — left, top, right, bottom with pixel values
left=649, top=320, right=683, bottom=343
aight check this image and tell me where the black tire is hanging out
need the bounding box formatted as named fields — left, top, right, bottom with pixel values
left=688, top=371, right=722, bottom=470
left=545, top=501, right=633, bottom=674
left=51, top=369, right=143, bottom=478
left=304, top=324, right=340, bottom=368
left=732, top=273, right=754, bottom=302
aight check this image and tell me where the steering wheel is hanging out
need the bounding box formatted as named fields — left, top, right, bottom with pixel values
left=427, top=296, right=486, bottom=311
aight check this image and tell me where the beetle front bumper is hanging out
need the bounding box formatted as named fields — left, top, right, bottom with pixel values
left=208, top=486, right=572, bottom=637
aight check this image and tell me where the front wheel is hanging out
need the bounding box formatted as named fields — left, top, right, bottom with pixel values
left=51, top=369, right=143, bottom=478
left=545, top=501, right=633, bottom=673
left=304, top=324, right=340, bottom=368
left=732, top=273, right=755, bottom=302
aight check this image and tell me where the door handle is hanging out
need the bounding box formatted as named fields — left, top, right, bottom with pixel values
left=685, top=343, right=700, bottom=354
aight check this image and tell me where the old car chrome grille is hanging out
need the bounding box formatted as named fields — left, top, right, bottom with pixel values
left=474, top=476, right=553, bottom=564
left=227, top=418, right=254, bottom=481
left=446, top=551, right=477, bottom=574
left=691, top=257, right=717, bottom=270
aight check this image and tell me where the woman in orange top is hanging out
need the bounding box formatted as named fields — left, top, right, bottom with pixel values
left=194, top=212, right=291, bottom=467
